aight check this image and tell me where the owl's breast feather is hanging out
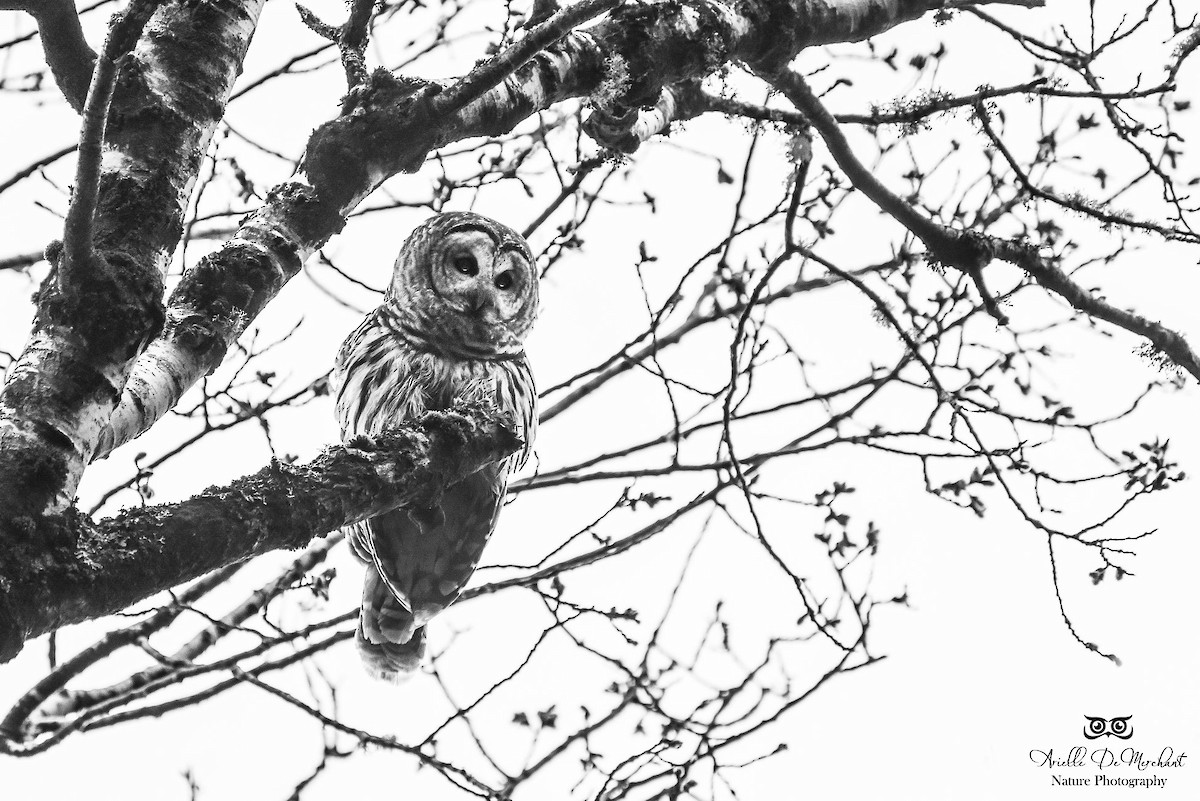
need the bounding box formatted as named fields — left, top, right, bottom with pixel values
left=334, top=315, right=518, bottom=438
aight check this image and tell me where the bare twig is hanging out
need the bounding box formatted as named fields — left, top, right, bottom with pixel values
left=761, top=65, right=1200, bottom=379
left=295, top=0, right=377, bottom=87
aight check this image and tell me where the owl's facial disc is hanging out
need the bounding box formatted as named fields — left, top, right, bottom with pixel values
left=387, top=213, right=538, bottom=358
left=432, top=228, right=532, bottom=328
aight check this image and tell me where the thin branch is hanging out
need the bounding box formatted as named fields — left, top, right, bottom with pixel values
left=974, top=100, right=1195, bottom=241
left=295, top=0, right=377, bottom=87
left=61, top=0, right=160, bottom=273
left=761, top=65, right=1200, bottom=380
left=990, top=237, right=1200, bottom=380
left=0, top=142, right=76, bottom=197
left=0, top=564, right=240, bottom=740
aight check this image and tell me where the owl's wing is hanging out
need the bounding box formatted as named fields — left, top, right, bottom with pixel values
left=365, top=356, right=538, bottom=622
left=353, top=464, right=504, bottom=680
left=364, top=464, right=505, bottom=624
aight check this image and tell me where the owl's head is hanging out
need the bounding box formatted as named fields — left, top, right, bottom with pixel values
left=386, top=212, right=539, bottom=359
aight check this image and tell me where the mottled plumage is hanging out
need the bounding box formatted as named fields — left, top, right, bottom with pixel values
left=332, top=213, right=538, bottom=681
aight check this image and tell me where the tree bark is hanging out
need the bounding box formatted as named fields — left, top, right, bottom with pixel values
left=0, top=0, right=265, bottom=530
left=0, top=403, right=520, bottom=663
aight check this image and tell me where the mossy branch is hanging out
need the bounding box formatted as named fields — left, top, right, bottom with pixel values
left=0, top=402, right=521, bottom=665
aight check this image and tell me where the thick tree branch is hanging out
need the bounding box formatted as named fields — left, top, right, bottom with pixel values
left=431, top=0, right=621, bottom=117
left=0, top=402, right=521, bottom=664
left=2, top=0, right=97, bottom=112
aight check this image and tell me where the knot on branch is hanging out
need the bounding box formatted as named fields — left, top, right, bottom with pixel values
left=583, top=104, right=641, bottom=152
left=37, top=247, right=165, bottom=361
left=582, top=34, right=659, bottom=153
left=584, top=80, right=707, bottom=154
left=341, top=69, right=439, bottom=119
left=304, top=70, right=442, bottom=211
left=932, top=228, right=995, bottom=273
left=927, top=229, right=1009, bottom=325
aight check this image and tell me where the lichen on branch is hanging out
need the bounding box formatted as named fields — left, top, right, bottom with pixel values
left=0, top=0, right=268, bottom=537
left=0, top=401, right=521, bottom=664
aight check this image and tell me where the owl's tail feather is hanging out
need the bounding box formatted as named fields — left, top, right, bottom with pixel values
left=357, top=566, right=426, bottom=682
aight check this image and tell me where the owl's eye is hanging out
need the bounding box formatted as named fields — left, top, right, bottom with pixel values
left=451, top=254, right=478, bottom=276
left=494, top=271, right=515, bottom=290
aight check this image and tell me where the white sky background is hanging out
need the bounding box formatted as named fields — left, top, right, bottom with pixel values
left=2, top=1, right=1200, bottom=798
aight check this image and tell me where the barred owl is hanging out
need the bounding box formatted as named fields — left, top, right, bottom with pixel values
left=332, top=212, right=538, bottom=681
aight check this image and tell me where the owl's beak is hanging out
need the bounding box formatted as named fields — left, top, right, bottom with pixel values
left=464, top=288, right=494, bottom=318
